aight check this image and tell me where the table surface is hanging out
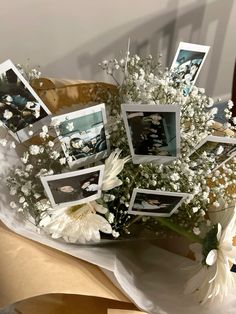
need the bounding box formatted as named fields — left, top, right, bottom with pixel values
left=0, top=222, right=136, bottom=312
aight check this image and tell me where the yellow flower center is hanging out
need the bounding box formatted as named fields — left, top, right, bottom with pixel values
left=67, top=203, right=96, bottom=220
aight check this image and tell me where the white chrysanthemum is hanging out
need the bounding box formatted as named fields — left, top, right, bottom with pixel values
left=102, top=149, right=130, bottom=191
left=40, top=201, right=112, bottom=243
left=185, top=203, right=236, bottom=304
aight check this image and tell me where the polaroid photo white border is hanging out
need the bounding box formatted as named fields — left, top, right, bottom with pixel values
left=0, top=59, right=51, bottom=142
left=128, top=188, right=190, bottom=217
left=189, top=135, right=236, bottom=170
left=52, top=103, right=110, bottom=168
left=121, top=103, right=181, bottom=164
left=170, top=42, right=210, bottom=94
left=40, top=165, right=105, bottom=208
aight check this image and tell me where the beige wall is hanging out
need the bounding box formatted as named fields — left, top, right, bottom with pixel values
left=0, top=0, right=235, bottom=100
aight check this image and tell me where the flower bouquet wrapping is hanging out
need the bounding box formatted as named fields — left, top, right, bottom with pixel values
left=0, top=42, right=236, bottom=308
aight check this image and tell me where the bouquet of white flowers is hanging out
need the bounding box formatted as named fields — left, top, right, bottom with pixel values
left=0, top=42, right=236, bottom=305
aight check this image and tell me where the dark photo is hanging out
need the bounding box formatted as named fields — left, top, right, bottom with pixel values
left=0, top=60, right=50, bottom=141
left=48, top=172, right=99, bottom=204
left=122, top=104, right=180, bottom=164
left=127, top=111, right=177, bottom=157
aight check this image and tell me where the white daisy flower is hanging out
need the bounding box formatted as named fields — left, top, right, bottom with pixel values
left=19, top=196, right=25, bottom=203
left=5, top=95, right=12, bottom=103
left=3, top=109, right=13, bottom=120
left=185, top=202, right=236, bottom=304
left=29, top=145, right=40, bottom=155
left=0, top=139, right=7, bottom=146
left=25, top=164, right=33, bottom=172
left=10, top=201, right=17, bottom=209
left=48, top=141, right=54, bottom=147
left=170, top=173, right=180, bottom=182
left=40, top=201, right=112, bottom=243
left=112, top=230, right=120, bottom=238
left=39, top=131, right=48, bottom=139
left=59, top=157, right=67, bottom=165
left=42, top=125, right=48, bottom=133
left=102, top=149, right=130, bottom=191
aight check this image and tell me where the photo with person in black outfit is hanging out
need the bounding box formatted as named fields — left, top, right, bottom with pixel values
left=0, top=62, right=49, bottom=138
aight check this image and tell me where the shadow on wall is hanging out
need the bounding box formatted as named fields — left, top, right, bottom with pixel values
left=44, top=0, right=234, bottom=97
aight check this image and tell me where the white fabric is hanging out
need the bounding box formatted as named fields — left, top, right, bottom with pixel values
left=1, top=141, right=236, bottom=313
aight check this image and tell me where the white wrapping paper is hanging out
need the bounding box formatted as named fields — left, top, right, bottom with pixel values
left=1, top=136, right=236, bottom=314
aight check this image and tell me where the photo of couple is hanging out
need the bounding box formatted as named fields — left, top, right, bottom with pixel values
left=128, top=188, right=190, bottom=217
left=48, top=172, right=99, bottom=204
left=40, top=165, right=104, bottom=207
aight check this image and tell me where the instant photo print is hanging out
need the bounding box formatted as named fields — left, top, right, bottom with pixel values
left=121, top=104, right=180, bottom=164
left=40, top=165, right=105, bottom=208
left=52, top=104, right=109, bottom=168
left=0, top=59, right=51, bottom=142
left=128, top=188, right=190, bottom=217
left=171, top=42, right=210, bottom=95
left=189, top=135, right=236, bottom=170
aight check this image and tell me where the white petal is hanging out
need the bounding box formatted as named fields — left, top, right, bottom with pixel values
left=102, top=177, right=122, bottom=191
left=206, top=249, right=218, bottom=266
left=91, top=202, right=108, bottom=214
left=217, top=224, right=222, bottom=241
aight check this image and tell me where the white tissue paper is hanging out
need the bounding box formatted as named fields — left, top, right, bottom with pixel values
left=0, top=135, right=236, bottom=314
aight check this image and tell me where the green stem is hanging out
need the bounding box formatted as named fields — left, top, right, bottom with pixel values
left=155, top=217, right=203, bottom=244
